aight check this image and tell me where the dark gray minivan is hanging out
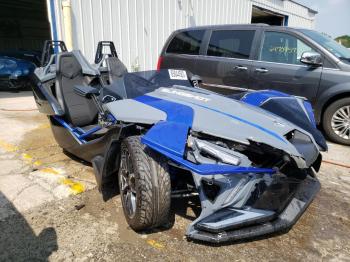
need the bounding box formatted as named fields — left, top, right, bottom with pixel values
left=158, top=24, right=350, bottom=145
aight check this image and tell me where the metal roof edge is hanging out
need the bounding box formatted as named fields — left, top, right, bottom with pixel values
left=287, top=0, right=318, bottom=14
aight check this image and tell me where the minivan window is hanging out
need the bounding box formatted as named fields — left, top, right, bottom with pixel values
left=166, top=30, right=205, bottom=55
left=259, top=31, right=315, bottom=65
left=207, top=30, right=255, bottom=59
left=299, top=29, right=350, bottom=64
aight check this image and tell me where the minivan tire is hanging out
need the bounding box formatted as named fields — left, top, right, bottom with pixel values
left=322, top=98, right=350, bottom=145
left=118, top=136, right=171, bottom=231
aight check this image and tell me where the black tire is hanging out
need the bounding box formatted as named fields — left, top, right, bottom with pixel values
left=118, top=136, right=171, bottom=231
left=322, top=97, right=350, bottom=145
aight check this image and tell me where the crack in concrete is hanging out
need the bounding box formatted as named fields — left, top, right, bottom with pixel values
left=11, top=182, right=36, bottom=202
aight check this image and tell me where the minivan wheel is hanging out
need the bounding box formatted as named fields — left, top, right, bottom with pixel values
left=118, top=136, right=171, bottom=231
left=323, top=98, right=350, bottom=145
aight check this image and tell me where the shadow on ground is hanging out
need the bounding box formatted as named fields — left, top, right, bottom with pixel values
left=0, top=191, right=58, bottom=261
left=0, top=88, right=33, bottom=98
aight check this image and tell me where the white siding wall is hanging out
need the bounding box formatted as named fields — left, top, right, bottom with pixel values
left=52, top=0, right=315, bottom=71
left=251, top=0, right=315, bottom=28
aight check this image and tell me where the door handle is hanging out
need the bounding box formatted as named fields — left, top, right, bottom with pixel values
left=255, top=68, right=269, bottom=73
left=234, top=65, right=248, bottom=71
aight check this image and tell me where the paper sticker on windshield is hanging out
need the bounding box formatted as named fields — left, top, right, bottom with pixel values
left=168, top=69, right=187, bottom=80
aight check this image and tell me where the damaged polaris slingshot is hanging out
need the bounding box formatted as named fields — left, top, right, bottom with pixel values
left=32, top=41, right=327, bottom=243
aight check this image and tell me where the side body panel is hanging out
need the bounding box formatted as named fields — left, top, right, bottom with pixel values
left=161, top=53, right=198, bottom=73
left=50, top=117, right=120, bottom=162
left=250, top=29, right=322, bottom=103
left=250, top=60, right=322, bottom=102
left=314, top=67, right=350, bottom=122
left=196, top=55, right=253, bottom=95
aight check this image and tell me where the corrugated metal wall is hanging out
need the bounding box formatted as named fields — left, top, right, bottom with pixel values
left=51, top=0, right=315, bottom=71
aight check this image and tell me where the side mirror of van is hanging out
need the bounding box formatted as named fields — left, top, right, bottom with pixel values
left=300, top=51, right=323, bottom=67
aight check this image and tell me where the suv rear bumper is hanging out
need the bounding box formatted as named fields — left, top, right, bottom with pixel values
left=0, top=75, right=31, bottom=89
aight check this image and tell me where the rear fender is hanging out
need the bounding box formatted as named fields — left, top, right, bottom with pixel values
left=93, top=124, right=138, bottom=195
left=314, top=83, right=350, bottom=123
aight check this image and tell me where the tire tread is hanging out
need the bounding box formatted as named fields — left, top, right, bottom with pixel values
left=119, top=136, right=171, bottom=230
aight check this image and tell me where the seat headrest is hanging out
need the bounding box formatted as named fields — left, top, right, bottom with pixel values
left=60, top=55, right=82, bottom=78
left=106, top=57, right=128, bottom=78
left=57, top=50, right=100, bottom=78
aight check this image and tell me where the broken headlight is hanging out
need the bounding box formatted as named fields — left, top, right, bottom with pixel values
left=186, top=135, right=251, bottom=166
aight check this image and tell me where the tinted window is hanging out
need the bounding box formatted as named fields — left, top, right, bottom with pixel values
left=259, top=31, right=315, bottom=65
left=166, top=30, right=205, bottom=55
left=299, top=29, right=350, bottom=64
left=207, top=30, right=255, bottom=59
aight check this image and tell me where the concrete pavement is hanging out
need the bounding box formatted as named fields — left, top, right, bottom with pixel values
left=0, top=91, right=94, bottom=219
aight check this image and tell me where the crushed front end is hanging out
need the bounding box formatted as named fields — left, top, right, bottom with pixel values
left=182, top=132, right=322, bottom=243
left=106, top=84, right=326, bottom=243
left=187, top=172, right=320, bottom=243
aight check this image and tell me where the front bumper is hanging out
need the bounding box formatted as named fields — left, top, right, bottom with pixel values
left=0, top=74, right=30, bottom=89
left=187, top=175, right=320, bottom=243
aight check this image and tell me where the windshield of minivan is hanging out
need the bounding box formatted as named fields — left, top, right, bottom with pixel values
left=299, top=29, right=350, bottom=64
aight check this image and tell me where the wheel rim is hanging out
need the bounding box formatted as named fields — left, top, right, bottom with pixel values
left=120, top=148, right=137, bottom=218
left=331, top=105, right=350, bottom=140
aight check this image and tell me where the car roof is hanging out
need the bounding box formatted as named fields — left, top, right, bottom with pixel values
left=173, top=24, right=308, bottom=33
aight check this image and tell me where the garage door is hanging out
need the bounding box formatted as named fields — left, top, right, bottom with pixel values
left=0, top=0, right=51, bottom=52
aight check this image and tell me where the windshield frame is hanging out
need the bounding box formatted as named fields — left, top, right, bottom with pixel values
left=105, top=69, right=196, bottom=100
left=298, top=29, right=350, bottom=64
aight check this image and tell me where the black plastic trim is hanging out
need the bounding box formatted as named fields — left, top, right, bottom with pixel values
left=187, top=175, right=320, bottom=243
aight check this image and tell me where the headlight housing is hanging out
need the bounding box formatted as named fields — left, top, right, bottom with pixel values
left=186, top=135, right=252, bottom=166
left=12, top=69, right=23, bottom=77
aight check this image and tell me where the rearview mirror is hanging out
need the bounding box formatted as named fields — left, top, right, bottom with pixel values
left=300, top=51, right=323, bottom=67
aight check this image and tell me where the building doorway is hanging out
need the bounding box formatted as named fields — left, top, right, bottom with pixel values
left=0, top=0, right=51, bottom=64
left=251, top=6, right=288, bottom=26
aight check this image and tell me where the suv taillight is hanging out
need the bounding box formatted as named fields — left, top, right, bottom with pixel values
left=156, top=56, right=163, bottom=71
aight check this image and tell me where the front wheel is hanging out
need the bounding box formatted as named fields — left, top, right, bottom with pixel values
left=118, top=136, right=171, bottom=231
left=323, top=98, right=350, bottom=145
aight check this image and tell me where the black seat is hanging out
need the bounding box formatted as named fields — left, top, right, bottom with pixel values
left=56, top=51, right=100, bottom=127
left=105, top=56, right=128, bottom=84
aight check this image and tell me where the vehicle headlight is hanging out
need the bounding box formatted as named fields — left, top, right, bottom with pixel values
left=187, top=135, right=251, bottom=166
left=13, top=70, right=23, bottom=77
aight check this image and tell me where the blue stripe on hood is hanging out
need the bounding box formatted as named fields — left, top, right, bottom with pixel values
left=134, top=95, right=276, bottom=175
left=134, top=95, right=193, bottom=157
left=135, top=95, right=286, bottom=145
